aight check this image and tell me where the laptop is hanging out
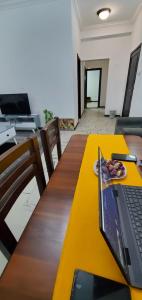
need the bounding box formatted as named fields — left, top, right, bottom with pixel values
left=98, top=147, right=142, bottom=289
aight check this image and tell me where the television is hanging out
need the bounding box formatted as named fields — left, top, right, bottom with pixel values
left=0, top=93, right=31, bottom=115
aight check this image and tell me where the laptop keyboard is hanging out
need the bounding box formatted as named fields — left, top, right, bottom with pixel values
left=122, top=185, right=142, bottom=256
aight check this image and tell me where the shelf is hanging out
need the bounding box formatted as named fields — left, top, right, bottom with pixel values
left=0, top=114, right=41, bottom=131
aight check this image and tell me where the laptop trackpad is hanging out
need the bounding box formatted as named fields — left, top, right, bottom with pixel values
left=70, top=270, right=131, bottom=300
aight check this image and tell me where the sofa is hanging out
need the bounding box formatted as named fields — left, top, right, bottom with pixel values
left=115, top=117, right=142, bottom=137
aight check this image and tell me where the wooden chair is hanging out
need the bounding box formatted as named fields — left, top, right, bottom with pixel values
left=40, top=117, right=62, bottom=178
left=0, top=136, right=46, bottom=259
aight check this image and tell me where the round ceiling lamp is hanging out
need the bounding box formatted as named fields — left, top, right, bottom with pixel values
left=97, top=8, right=111, bottom=20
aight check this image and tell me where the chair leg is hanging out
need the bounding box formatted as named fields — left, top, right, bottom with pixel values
left=0, top=222, right=17, bottom=255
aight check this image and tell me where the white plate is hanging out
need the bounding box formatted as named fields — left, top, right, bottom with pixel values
left=93, top=160, right=127, bottom=181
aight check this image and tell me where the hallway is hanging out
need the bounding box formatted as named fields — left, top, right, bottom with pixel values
left=61, top=108, right=116, bottom=149
left=76, top=108, right=116, bottom=134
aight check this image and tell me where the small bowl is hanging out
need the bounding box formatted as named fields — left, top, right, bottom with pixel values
left=93, top=160, right=127, bottom=181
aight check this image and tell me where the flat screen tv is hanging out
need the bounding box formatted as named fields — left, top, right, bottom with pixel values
left=0, top=93, right=31, bottom=115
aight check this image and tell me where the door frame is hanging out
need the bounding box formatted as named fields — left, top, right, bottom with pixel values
left=84, top=67, right=87, bottom=109
left=85, top=68, right=102, bottom=108
left=77, top=54, right=81, bottom=119
left=122, top=43, right=142, bottom=117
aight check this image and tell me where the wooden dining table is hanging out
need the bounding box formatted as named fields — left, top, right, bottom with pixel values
left=0, top=134, right=142, bottom=300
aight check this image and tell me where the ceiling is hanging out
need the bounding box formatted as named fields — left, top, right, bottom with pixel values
left=77, top=0, right=142, bottom=28
left=0, top=0, right=141, bottom=28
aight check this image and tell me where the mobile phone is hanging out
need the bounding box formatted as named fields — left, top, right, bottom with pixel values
left=111, top=153, right=137, bottom=163
left=71, top=269, right=131, bottom=300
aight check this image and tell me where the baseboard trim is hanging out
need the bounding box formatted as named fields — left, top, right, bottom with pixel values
left=105, top=114, right=120, bottom=117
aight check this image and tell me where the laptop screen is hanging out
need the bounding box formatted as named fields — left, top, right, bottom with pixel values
left=98, top=148, right=127, bottom=273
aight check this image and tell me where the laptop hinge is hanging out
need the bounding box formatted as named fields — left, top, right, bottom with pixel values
left=124, top=248, right=131, bottom=265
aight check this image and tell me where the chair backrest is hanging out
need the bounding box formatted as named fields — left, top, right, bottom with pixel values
left=0, top=135, right=46, bottom=258
left=40, top=117, right=61, bottom=178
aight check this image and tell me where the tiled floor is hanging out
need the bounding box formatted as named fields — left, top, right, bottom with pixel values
left=0, top=108, right=116, bottom=275
left=87, top=102, right=98, bottom=108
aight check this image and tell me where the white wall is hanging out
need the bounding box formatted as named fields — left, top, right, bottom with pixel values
left=81, top=35, right=131, bottom=115
left=130, top=8, right=142, bottom=117
left=81, top=22, right=132, bottom=41
left=0, top=0, right=75, bottom=125
left=131, top=9, right=142, bottom=51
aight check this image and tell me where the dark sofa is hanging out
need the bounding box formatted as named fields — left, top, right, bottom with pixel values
left=115, top=117, right=142, bottom=137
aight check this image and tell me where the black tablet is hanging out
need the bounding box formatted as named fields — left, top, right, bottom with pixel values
left=70, top=270, right=131, bottom=300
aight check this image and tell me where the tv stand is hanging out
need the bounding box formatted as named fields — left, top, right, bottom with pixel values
left=0, top=114, right=40, bottom=131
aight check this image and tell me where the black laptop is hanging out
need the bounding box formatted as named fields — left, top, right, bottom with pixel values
left=98, top=147, right=142, bottom=289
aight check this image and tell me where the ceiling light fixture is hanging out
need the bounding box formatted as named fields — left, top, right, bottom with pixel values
left=97, top=8, right=111, bottom=20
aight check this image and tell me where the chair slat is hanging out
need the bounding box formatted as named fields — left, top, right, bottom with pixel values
left=40, top=117, right=62, bottom=178
left=0, top=154, right=36, bottom=199
left=0, top=140, right=33, bottom=173
left=0, top=135, right=46, bottom=258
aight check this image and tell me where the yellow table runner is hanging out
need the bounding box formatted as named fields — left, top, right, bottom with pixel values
left=53, top=135, right=142, bottom=300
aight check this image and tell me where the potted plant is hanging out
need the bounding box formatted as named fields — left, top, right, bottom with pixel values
left=43, top=109, right=54, bottom=124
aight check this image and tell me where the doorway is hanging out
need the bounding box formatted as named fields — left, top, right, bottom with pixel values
left=85, top=68, right=102, bottom=109
left=122, top=44, right=141, bottom=117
